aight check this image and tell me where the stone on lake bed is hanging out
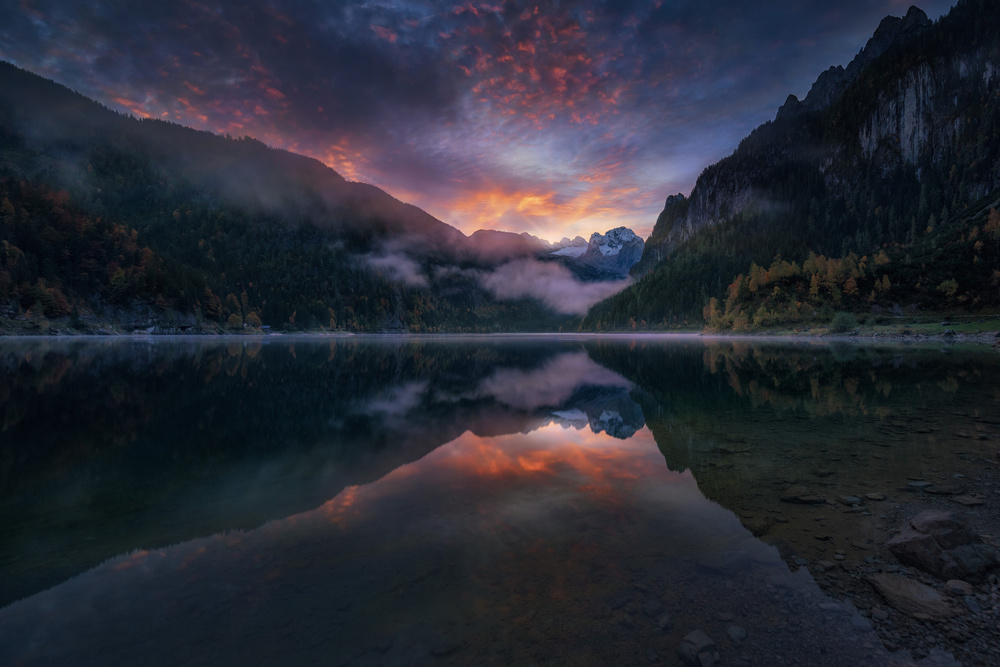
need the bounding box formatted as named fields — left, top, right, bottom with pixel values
left=944, top=580, right=974, bottom=596
left=908, top=481, right=934, bottom=489
left=849, top=613, right=873, bottom=632
left=727, top=625, right=747, bottom=643
left=780, top=485, right=827, bottom=504
left=925, top=484, right=964, bottom=495
left=867, top=574, right=960, bottom=619
left=678, top=630, right=719, bottom=666
left=865, top=493, right=886, bottom=501
left=963, top=596, right=983, bottom=614
left=839, top=495, right=863, bottom=505
left=886, top=510, right=998, bottom=580
left=910, top=510, right=973, bottom=549
left=642, top=599, right=664, bottom=617
left=952, top=495, right=984, bottom=506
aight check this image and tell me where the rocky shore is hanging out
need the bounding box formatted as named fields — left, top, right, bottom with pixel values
left=778, top=459, right=1000, bottom=665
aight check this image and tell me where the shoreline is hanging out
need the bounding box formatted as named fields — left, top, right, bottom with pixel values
left=1, top=326, right=998, bottom=347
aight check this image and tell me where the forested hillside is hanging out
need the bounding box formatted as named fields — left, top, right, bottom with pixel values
left=582, top=0, right=1000, bottom=330
left=0, top=62, right=570, bottom=333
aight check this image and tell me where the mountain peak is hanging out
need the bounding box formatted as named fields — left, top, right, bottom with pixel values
left=779, top=6, right=932, bottom=120
left=589, top=227, right=640, bottom=244
left=847, top=5, right=931, bottom=79
left=585, top=227, right=643, bottom=259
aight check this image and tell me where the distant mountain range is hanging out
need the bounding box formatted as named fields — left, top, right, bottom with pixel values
left=585, top=0, right=1000, bottom=330
left=0, top=61, right=640, bottom=332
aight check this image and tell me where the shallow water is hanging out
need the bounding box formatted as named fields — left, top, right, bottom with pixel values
left=0, top=335, right=996, bottom=665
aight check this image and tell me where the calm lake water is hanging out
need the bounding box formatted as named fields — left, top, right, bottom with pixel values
left=0, top=334, right=997, bottom=665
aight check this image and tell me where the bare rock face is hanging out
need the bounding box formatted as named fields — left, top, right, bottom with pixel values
left=868, top=574, right=960, bottom=619
left=886, top=510, right=997, bottom=581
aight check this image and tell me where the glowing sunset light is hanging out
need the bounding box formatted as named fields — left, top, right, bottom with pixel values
left=0, top=0, right=956, bottom=241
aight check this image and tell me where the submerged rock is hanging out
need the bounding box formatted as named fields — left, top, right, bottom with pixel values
left=886, top=510, right=997, bottom=581
left=909, top=510, right=972, bottom=548
left=678, top=630, right=719, bottom=666
left=780, top=485, right=827, bottom=504
left=943, top=579, right=973, bottom=596
left=867, top=574, right=960, bottom=619
left=642, top=599, right=664, bottom=617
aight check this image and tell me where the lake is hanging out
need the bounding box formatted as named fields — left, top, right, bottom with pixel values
left=0, top=334, right=997, bottom=665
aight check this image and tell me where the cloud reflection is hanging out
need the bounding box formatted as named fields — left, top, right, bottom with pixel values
left=463, top=351, right=630, bottom=409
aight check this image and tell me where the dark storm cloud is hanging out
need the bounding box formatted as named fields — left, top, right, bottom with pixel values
left=0, top=0, right=957, bottom=238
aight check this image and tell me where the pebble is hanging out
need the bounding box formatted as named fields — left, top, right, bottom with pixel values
left=908, top=481, right=934, bottom=489
left=834, top=554, right=846, bottom=561
left=642, top=600, right=664, bottom=617
left=727, top=625, right=747, bottom=643
left=944, top=580, right=973, bottom=596
left=865, top=493, right=886, bottom=501
left=678, top=630, right=719, bottom=667
left=839, top=496, right=863, bottom=506
left=611, top=595, right=631, bottom=610
left=962, top=597, right=982, bottom=614
left=850, top=614, right=873, bottom=632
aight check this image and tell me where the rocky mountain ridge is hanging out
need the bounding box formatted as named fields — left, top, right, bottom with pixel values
left=633, top=3, right=995, bottom=272
left=584, top=0, right=1000, bottom=329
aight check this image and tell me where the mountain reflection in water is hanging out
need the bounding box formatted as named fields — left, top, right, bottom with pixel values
left=1, top=335, right=996, bottom=665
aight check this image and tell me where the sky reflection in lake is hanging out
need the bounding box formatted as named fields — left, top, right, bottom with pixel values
left=2, top=335, right=997, bottom=665
left=0, top=421, right=888, bottom=666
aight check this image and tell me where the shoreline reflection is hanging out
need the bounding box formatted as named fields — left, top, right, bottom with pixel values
left=0, top=424, right=888, bottom=666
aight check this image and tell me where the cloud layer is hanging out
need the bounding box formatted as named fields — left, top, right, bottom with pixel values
left=0, top=0, right=957, bottom=240
left=481, top=259, right=629, bottom=315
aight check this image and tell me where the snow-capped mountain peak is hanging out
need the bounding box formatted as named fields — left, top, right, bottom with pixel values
left=587, top=227, right=641, bottom=257
left=543, top=226, right=644, bottom=280
left=549, top=235, right=589, bottom=257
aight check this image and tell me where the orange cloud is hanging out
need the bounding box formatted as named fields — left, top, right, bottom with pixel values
left=440, top=181, right=645, bottom=240
left=111, top=96, right=151, bottom=118
left=370, top=24, right=397, bottom=43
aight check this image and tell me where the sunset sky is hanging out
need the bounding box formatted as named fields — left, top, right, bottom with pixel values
left=0, top=0, right=955, bottom=241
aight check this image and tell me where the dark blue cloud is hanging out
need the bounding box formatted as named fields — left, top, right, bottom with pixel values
left=0, top=0, right=958, bottom=239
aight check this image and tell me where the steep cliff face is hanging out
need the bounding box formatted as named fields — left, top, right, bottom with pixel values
left=860, top=54, right=999, bottom=169
left=632, top=4, right=997, bottom=277
left=631, top=194, right=689, bottom=275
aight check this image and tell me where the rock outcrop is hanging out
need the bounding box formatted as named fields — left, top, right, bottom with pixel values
left=886, top=509, right=998, bottom=581
left=633, top=5, right=997, bottom=278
